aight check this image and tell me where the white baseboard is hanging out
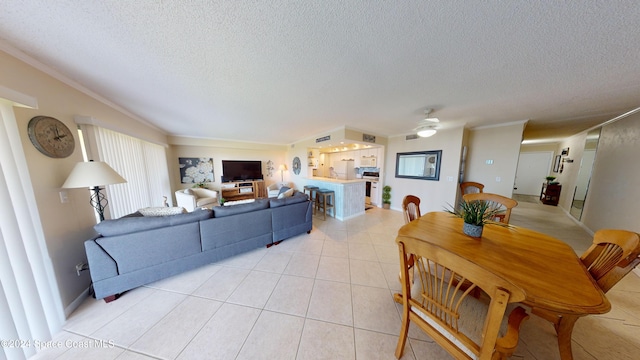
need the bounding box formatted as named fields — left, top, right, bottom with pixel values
left=64, top=287, right=91, bottom=318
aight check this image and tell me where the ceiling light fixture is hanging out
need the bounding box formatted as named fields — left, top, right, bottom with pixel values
left=417, top=126, right=437, bottom=137
left=416, top=108, right=439, bottom=137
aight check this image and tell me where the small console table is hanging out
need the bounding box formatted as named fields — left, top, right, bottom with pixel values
left=540, top=183, right=562, bottom=206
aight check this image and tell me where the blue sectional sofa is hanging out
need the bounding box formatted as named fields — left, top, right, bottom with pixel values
left=85, top=192, right=313, bottom=300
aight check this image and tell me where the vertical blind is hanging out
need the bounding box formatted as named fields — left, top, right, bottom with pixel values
left=93, top=127, right=171, bottom=218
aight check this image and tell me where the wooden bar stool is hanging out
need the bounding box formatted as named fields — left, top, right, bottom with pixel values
left=303, top=185, right=319, bottom=214
left=315, top=189, right=335, bottom=220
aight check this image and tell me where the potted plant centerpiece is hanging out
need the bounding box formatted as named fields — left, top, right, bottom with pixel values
left=445, top=199, right=505, bottom=238
left=545, top=176, right=556, bottom=184
left=382, top=185, right=391, bottom=209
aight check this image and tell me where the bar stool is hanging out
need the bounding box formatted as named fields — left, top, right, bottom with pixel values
left=303, top=185, right=319, bottom=214
left=315, top=189, right=335, bottom=220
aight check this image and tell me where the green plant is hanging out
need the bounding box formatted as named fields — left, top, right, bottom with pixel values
left=545, top=176, right=556, bottom=183
left=219, top=197, right=226, bottom=205
left=382, top=185, right=391, bottom=204
left=193, top=182, right=206, bottom=188
left=444, top=200, right=505, bottom=226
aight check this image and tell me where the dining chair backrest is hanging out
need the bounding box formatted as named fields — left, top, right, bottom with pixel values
left=460, top=181, right=485, bottom=195
left=402, top=195, right=421, bottom=224
left=580, top=229, right=640, bottom=286
left=462, top=192, right=518, bottom=224
left=395, top=235, right=528, bottom=360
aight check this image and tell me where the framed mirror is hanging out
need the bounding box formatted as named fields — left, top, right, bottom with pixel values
left=570, top=128, right=600, bottom=220
left=395, top=150, right=442, bottom=180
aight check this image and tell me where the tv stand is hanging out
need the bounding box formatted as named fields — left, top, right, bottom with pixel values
left=220, top=180, right=266, bottom=202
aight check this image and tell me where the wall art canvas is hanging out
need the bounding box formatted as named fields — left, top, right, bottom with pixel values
left=179, top=157, right=214, bottom=184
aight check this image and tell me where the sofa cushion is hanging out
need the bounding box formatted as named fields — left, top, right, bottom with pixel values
left=95, top=208, right=212, bottom=236
left=196, top=197, right=217, bottom=207
left=139, top=207, right=187, bottom=216
left=213, top=199, right=269, bottom=218
left=269, top=191, right=308, bottom=208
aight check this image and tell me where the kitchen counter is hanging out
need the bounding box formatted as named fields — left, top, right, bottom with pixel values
left=306, top=176, right=367, bottom=184
left=304, top=177, right=366, bottom=220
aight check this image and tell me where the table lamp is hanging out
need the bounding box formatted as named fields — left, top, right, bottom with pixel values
left=62, top=160, right=126, bottom=221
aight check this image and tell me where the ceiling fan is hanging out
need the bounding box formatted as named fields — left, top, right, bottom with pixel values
left=415, top=109, right=439, bottom=137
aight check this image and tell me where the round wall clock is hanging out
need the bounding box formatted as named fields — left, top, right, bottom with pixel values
left=28, top=116, right=75, bottom=158
left=292, top=157, right=301, bottom=175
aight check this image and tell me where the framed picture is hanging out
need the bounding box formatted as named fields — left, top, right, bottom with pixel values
left=395, top=150, right=442, bottom=181
left=179, top=157, right=214, bottom=184
left=553, top=155, right=561, bottom=173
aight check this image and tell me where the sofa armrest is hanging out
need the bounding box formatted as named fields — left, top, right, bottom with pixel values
left=175, top=190, right=197, bottom=212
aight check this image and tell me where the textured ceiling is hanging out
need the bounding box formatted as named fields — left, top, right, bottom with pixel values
left=1, top=1, right=639, bottom=144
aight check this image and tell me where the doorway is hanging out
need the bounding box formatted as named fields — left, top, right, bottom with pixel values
left=514, top=152, right=553, bottom=195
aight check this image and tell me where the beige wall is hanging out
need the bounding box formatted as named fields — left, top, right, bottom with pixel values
left=1, top=50, right=168, bottom=312
left=167, top=137, right=288, bottom=199
left=582, top=113, right=640, bottom=232
left=465, top=122, right=526, bottom=197
left=383, top=127, right=464, bottom=213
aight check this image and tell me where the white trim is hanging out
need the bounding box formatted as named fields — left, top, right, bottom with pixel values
left=64, top=287, right=90, bottom=318
left=470, top=119, right=529, bottom=131
left=75, top=115, right=168, bottom=148
left=0, top=85, right=38, bottom=109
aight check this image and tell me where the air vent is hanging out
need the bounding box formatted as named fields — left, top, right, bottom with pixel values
left=406, top=134, right=419, bottom=140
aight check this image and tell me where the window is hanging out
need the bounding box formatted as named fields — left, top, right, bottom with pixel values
left=90, top=127, right=171, bottom=218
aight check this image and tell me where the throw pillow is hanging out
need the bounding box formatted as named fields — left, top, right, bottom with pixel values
left=138, top=207, right=187, bottom=216
left=277, top=188, right=294, bottom=199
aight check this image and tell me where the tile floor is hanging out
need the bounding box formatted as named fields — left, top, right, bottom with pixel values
left=32, top=200, right=640, bottom=359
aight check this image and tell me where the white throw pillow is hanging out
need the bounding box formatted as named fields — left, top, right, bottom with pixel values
left=139, top=207, right=187, bottom=216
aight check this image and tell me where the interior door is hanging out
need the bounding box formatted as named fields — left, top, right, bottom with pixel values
left=514, top=152, right=553, bottom=195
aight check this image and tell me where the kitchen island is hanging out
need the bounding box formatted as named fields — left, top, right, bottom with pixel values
left=304, top=177, right=366, bottom=220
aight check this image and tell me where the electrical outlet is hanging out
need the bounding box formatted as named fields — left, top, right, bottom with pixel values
left=447, top=176, right=454, bottom=182
left=496, top=177, right=501, bottom=182
left=75, top=262, right=88, bottom=276
left=59, top=190, right=69, bottom=203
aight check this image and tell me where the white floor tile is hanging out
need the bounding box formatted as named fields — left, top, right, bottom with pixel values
left=284, top=253, right=320, bottom=278
left=192, top=266, right=250, bottom=301
left=177, top=303, right=261, bottom=360
left=265, top=275, right=314, bottom=316
left=316, top=256, right=350, bottom=283
left=297, top=319, right=355, bottom=359
left=91, top=290, right=186, bottom=347
left=236, top=310, right=305, bottom=360
left=129, top=296, right=222, bottom=359
left=226, top=270, right=280, bottom=308
left=307, top=280, right=353, bottom=326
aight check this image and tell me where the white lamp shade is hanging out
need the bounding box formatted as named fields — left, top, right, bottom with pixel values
left=279, top=164, right=288, bottom=171
left=62, top=161, right=127, bottom=188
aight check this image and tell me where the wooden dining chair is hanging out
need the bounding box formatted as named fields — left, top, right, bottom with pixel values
left=402, top=195, right=421, bottom=224
left=462, top=193, right=518, bottom=224
left=532, top=229, right=639, bottom=332
left=399, top=195, right=421, bottom=287
left=581, top=229, right=640, bottom=291
left=395, top=236, right=529, bottom=360
left=460, top=181, right=485, bottom=195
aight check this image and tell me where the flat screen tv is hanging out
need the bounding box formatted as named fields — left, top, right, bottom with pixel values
left=221, top=160, right=263, bottom=182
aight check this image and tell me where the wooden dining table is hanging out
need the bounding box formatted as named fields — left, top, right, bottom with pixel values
left=397, top=211, right=611, bottom=360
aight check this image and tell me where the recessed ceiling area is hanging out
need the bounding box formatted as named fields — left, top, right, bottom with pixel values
left=1, top=1, right=639, bottom=144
